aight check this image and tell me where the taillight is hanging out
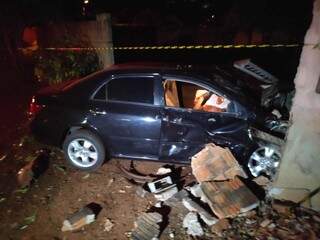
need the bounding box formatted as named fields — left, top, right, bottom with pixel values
left=28, top=96, right=44, bottom=117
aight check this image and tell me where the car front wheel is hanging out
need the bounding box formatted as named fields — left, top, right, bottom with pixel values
left=63, top=129, right=105, bottom=171
left=247, top=145, right=281, bottom=178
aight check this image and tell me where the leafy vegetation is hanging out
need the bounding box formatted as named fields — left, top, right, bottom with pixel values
left=34, top=36, right=101, bottom=85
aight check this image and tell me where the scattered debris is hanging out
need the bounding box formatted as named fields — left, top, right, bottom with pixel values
left=24, top=155, right=37, bottom=162
left=186, top=184, right=209, bottom=203
left=191, top=143, right=247, bottom=182
left=272, top=201, right=292, bottom=215
left=218, top=204, right=320, bottom=239
left=253, top=175, right=271, bottom=186
left=20, top=212, right=37, bottom=230
left=119, top=162, right=156, bottom=184
left=155, top=202, right=162, bottom=208
left=260, top=219, right=272, bottom=227
left=17, top=135, right=35, bottom=148
left=201, top=177, right=259, bottom=218
left=183, top=212, right=204, bottom=237
left=131, top=212, right=163, bottom=240
left=0, top=197, right=6, bottom=203
left=210, top=218, right=230, bottom=236
left=17, top=151, right=50, bottom=187
left=61, top=203, right=102, bottom=232
left=165, top=189, right=189, bottom=207
left=4, top=131, right=319, bottom=239
left=17, top=162, right=34, bottom=187
left=154, top=186, right=178, bottom=202
left=0, top=154, right=7, bottom=162
left=182, top=197, right=218, bottom=226
left=148, top=176, right=178, bottom=201
left=10, top=222, right=18, bottom=229
left=238, top=210, right=256, bottom=218
left=313, top=215, right=320, bottom=223
left=136, top=186, right=149, bottom=198
left=156, top=167, right=172, bottom=175
left=147, top=176, right=172, bottom=193
left=82, top=174, right=90, bottom=179
left=103, top=218, right=114, bottom=232
left=15, top=187, right=29, bottom=194
left=189, top=145, right=259, bottom=221
left=54, top=164, right=67, bottom=174
left=107, top=178, right=114, bottom=187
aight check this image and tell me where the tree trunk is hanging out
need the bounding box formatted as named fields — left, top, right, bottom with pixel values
left=271, top=0, right=320, bottom=210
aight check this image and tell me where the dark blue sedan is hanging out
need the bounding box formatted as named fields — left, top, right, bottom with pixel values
left=30, top=63, right=285, bottom=177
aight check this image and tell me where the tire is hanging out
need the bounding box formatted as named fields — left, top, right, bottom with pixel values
left=63, top=129, right=105, bottom=171
left=246, top=144, right=281, bottom=178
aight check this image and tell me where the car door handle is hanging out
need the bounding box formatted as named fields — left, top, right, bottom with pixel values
left=208, top=117, right=216, bottom=122
left=96, top=111, right=107, bottom=116
left=172, top=117, right=182, bottom=124
left=155, top=115, right=169, bottom=121
left=90, top=109, right=107, bottom=115
left=162, top=115, right=169, bottom=122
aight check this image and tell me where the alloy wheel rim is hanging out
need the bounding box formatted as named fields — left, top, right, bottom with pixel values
left=67, top=138, right=98, bottom=167
left=248, top=146, right=280, bottom=177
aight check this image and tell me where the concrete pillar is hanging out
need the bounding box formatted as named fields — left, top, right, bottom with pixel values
left=271, top=0, right=320, bottom=210
left=95, top=13, right=114, bottom=68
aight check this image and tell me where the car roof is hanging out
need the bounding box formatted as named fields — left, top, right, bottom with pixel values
left=68, top=62, right=262, bottom=107
left=104, top=62, right=191, bottom=76
left=105, top=62, right=246, bottom=93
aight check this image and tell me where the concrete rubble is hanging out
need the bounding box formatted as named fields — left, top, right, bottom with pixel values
left=191, top=144, right=259, bottom=219
left=103, top=218, right=114, bottom=232
left=156, top=167, right=172, bottom=175
left=182, top=212, right=204, bottom=236
left=201, top=177, right=259, bottom=218
left=127, top=144, right=261, bottom=238
left=253, top=175, right=271, bottom=186
left=272, top=201, right=293, bottom=214
left=191, top=143, right=247, bottom=182
left=135, top=185, right=149, bottom=198
left=61, top=203, right=102, bottom=232
left=210, top=218, right=230, bottom=236
left=218, top=202, right=320, bottom=239
left=182, top=197, right=218, bottom=225
left=119, top=144, right=319, bottom=239
left=2, top=140, right=319, bottom=239
left=131, top=212, right=163, bottom=240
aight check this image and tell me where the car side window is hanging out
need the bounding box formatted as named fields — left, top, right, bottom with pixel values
left=163, top=79, right=233, bottom=113
left=107, top=77, right=154, bottom=104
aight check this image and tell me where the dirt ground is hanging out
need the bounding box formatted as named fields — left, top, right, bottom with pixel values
left=0, top=133, right=195, bottom=240
left=1, top=134, right=320, bottom=240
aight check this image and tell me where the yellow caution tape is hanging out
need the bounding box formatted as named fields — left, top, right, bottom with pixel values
left=17, top=43, right=317, bottom=52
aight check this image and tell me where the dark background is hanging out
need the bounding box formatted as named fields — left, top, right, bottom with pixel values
left=0, top=0, right=314, bottom=92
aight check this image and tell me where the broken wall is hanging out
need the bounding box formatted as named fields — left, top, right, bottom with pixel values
left=272, top=0, right=320, bottom=210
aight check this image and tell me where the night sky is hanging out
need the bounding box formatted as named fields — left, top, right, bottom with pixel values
left=0, top=0, right=314, bottom=90
left=1, top=0, right=313, bottom=33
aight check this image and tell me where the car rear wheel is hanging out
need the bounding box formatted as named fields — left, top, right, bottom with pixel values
left=63, top=130, right=105, bottom=171
left=247, top=145, right=281, bottom=178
